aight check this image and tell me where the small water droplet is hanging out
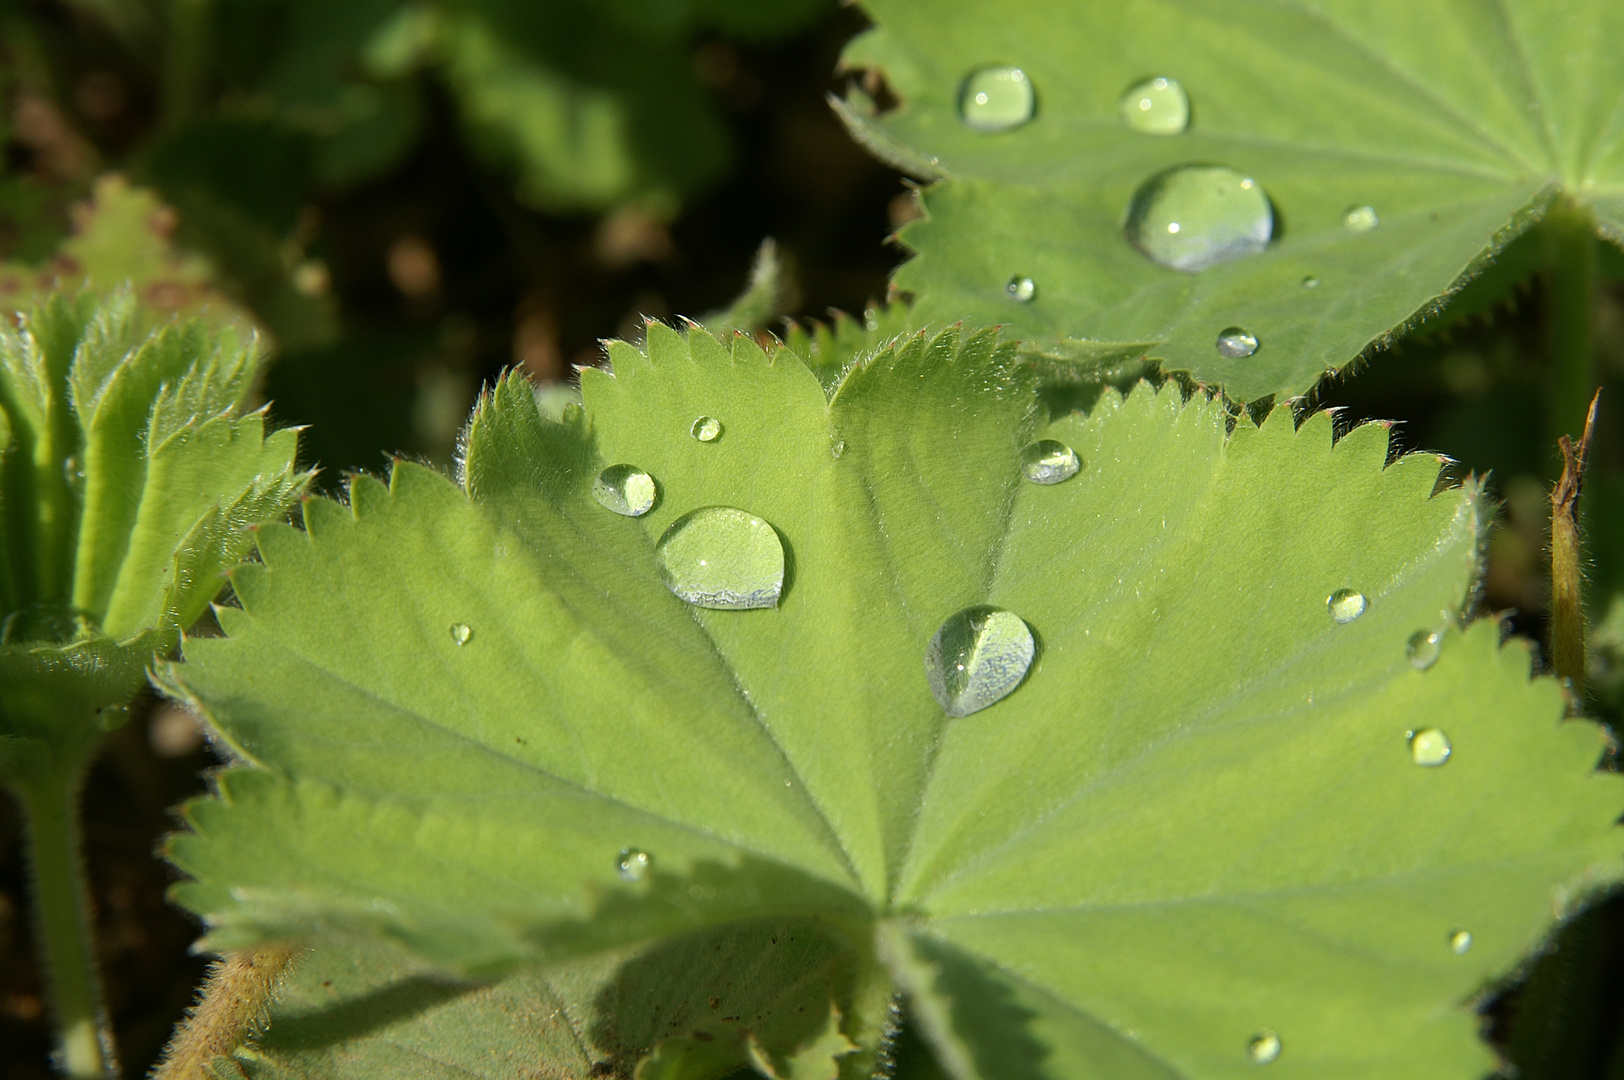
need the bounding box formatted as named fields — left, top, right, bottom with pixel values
left=1449, top=929, right=1473, bottom=954
left=830, top=437, right=847, bottom=459
left=1119, top=76, right=1189, bottom=135
left=1406, top=629, right=1442, bottom=670
left=1409, top=727, right=1452, bottom=767
left=1342, top=204, right=1379, bottom=232
left=1215, top=327, right=1258, bottom=358
left=617, top=848, right=651, bottom=882
left=1247, top=1031, right=1281, bottom=1065
left=450, top=623, right=472, bottom=645
left=1006, top=275, right=1037, bottom=303
left=64, top=454, right=84, bottom=486
left=1020, top=440, right=1080, bottom=485
left=1301, top=275, right=1320, bottom=289
left=655, top=507, right=784, bottom=610
left=1327, top=588, right=1368, bottom=623
left=1124, top=165, right=1273, bottom=272
left=958, top=66, right=1035, bottom=132
left=592, top=464, right=658, bottom=517
left=925, top=606, right=1035, bottom=717
left=691, top=416, right=723, bottom=442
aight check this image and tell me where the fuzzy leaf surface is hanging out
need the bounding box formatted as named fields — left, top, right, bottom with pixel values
left=168, top=328, right=1619, bottom=1079
left=842, top=0, right=1624, bottom=399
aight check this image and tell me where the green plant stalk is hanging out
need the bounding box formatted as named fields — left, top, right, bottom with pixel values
left=160, top=0, right=213, bottom=133
left=1550, top=391, right=1599, bottom=696
left=11, top=743, right=117, bottom=1079
left=1544, top=197, right=1599, bottom=453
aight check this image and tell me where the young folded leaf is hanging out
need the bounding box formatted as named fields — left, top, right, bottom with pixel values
left=840, top=0, right=1624, bottom=400
left=165, top=326, right=1618, bottom=1080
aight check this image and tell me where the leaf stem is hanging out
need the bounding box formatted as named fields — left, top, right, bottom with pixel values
left=1543, top=197, right=1599, bottom=455
left=153, top=945, right=298, bottom=1080
left=11, top=756, right=117, bottom=1079
left=1550, top=390, right=1600, bottom=696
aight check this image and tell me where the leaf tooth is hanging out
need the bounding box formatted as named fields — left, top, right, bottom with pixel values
left=346, top=473, right=392, bottom=518
left=687, top=325, right=732, bottom=369
left=300, top=495, right=350, bottom=539
left=250, top=522, right=307, bottom=572
left=646, top=322, right=688, bottom=367
left=602, top=340, right=648, bottom=379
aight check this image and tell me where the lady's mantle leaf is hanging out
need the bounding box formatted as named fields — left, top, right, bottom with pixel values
left=840, top=0, right=1624, bottom=400
left=167, top=327, right=1619, bottom=1079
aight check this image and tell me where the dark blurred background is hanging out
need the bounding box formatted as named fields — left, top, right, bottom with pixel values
left=1, top=0, right=1623, bottom=1075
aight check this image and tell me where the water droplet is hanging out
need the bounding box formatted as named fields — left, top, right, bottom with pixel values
left=1406, top=629, right=1442, bottom=670
left=1020, top=440, right=1080, bottom=485
left=1449, top=929, right=1473, bottom=954
left=617, top=848, right=651, bottom=882
left=1301, top=275, right=1320, bottom=289
left=1342, top=204, right=1379, bottom=232
left=1124, top=165, right=1273, bottom=272
left=592, top=464, right=658, bottom=517
left=1247, top=1031, right=1281, bottom=1065
left=655, top=507, right=784, bottom=610
left=958, top=66, right=1035, bottom=132
left=1327, top=589, right=1368, bottom=624
left=1006, top=275, right=1036, bottom=303
left=449, top=623, right=472, bottom=646
left=830, top=437, right=847, bottom=459
left=1216, top=327, right=1259, bottom=358
left=691, top=416, right=723, bottom=443
left=1118, top=76, right=1190, bottom=135
left=1408, top=727, right=1452, bottom=767
left=925, top=606, right=1035, bottom=718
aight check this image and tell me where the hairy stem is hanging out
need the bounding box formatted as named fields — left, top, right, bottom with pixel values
left=153, top=945, right=299, bottom=1080
left=1550, top=391, right=1600, bottom=695
left=12, top=760, right=116, bottom=1079
left=1544, top=198, right=1599, bottom=455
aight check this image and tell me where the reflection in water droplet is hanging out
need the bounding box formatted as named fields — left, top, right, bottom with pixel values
left=1343, top=204, right=1380, bottom=232
left=1409, top=727, right=1452, bottom=767
left=1449, top=929, right=1473, bottom=954
left=691, top=416, right=723, bottom=442
left=1406, top=629, right=1442, bottom=670
left=1119, top=76, right=1190, bottom=135
left=1006, top=275, right=1037, bottom=303
left=593, top=464, right=658, bottom=517
left=1301, top=275, right=1320, bottom=289
left=925, top=606, right=1036, bottom=717
left=958, top=66, right=1035, bottom=132
left=1216, top=327, right=1259, bottom=358
left=1327, top=589, right=1368, bottom=623
left=1247, top=1031, right=1281, bottom=1065
left=1020, top=440, right=1081, bottom=485
left=1124, top=165, right=1273, bottom=272
left=655, top=507, right=784, bottom=610
left=617, top=848, right=651, bottom=882
left=449, top=623, right=472, bottom=646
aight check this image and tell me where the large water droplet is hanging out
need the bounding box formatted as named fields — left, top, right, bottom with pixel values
left=1409, top=727, right=1452, bottom=767
left=958, top=66, right=1035, bottom=132
left=691, top=416, right=723, bottom=443
left=925, top=606, right=1035, bottom=718
left=449, top=623, right=472, bottom=646
left=1406, top=629, right=1442, bottom=670
left=1327, top=589, right=1368, bottom=624
left=1119, top=76, right=1189, bottom=135
left=1020, top=440, right=1080, bottom=485
left=655, top=507, right=784, bottom=610
left=1342, top=204, right=1379, bottom=232
left=1006, top=275, right=1036, bottom=303
left=593, top=464, right=658, bottom=517
left=1449, top=929, right=1473, bottom=954
left=617, top=848, right=651, bottom=882
left=1124, top=165, right=1273, bottom=272
left=1216, top=327, right=1258, bottom=358
left=1247, top=1031, right=1281, bottom=1065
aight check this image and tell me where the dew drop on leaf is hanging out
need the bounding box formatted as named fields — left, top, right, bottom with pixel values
left=1342, top=204, right=1379, bottom=232
left=925, top=606, right=1036, bottom=717
left=1301, top=275, right=1320, bottom=289
left=592, top=464, right=658, bottom=517
left=1406, top=629, right=1442, bottom=670
left=1408, top=727, right=1452, bottom=767
left=655, top=507, right=785, bottom=610
left=691, top=416, right=723, bottom=442
left=1247, top=1031, right=1281, bottom=1064
left=1124, top=165, right=1273, bottom=272
left=1449, top=929, right=1473, bottom=954
left=1215, top=327, right=1259, bottom=358
left=1020, top=439, right=1081, bottom=485
left=958, top=66, right=1035, bottom=132
left=1327, top=589, right=1368, bottom=623
left=617, top=848, right=651, bottom=882
left=449, top=623, right=472, bottom=646
left=1006, top=275, right=1037, bottom=302
left=1118, top=76, right=1189, bottom=135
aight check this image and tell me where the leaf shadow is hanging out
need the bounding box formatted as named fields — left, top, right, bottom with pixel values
left=911, top=935, right=1050, bottom=1080
left=257, top=974, right=474, bottom=1051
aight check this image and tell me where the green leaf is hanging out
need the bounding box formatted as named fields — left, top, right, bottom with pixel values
left=168, top=327, right=1619, bottom=1078
left=840, top=0, right=1624, bottom=399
